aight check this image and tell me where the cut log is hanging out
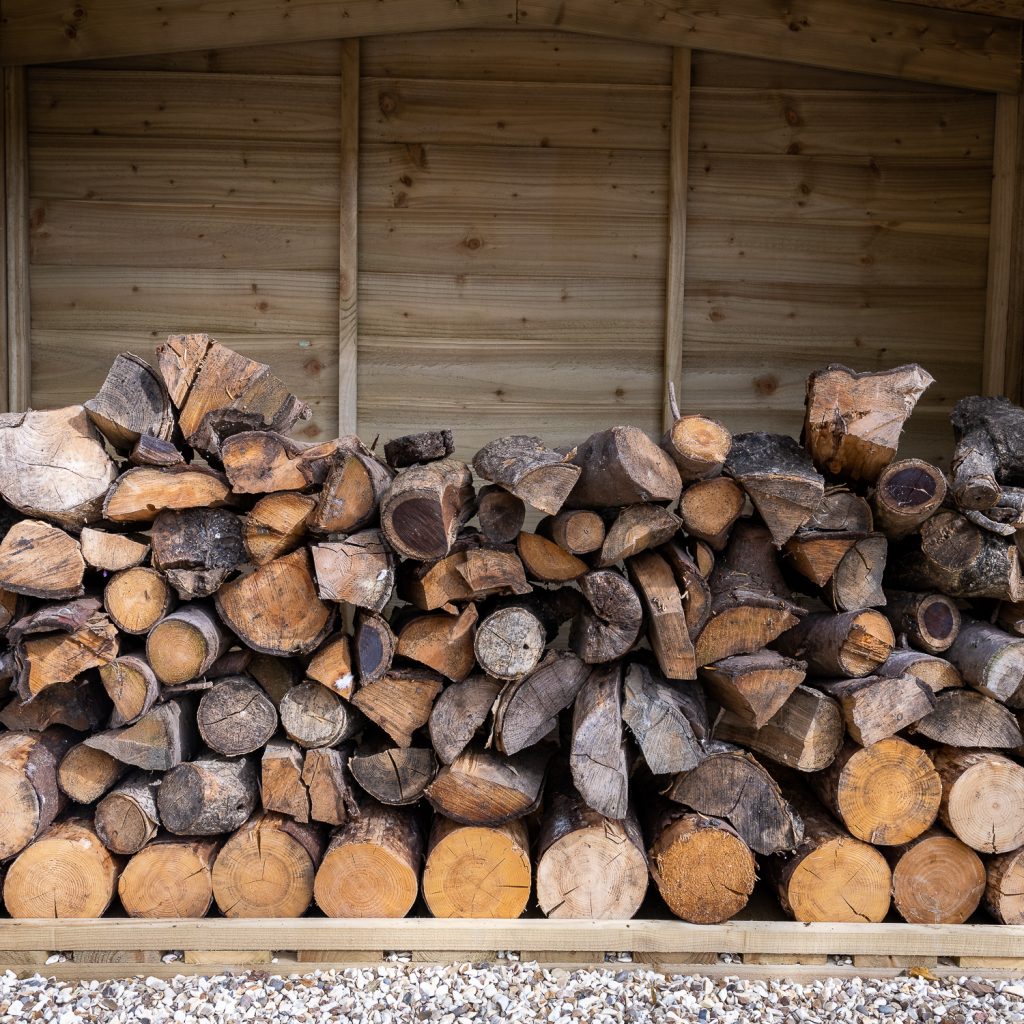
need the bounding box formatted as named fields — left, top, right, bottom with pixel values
left=58, top=743, right=128, bottom=804
left=119, top=837, right=220, bottom=918
left=261, top=738, right=310, bottom=823
left=216, top=548, right=333, bottom=657
left=158, top=754, right=258, bottom=835
left=783, top=531, right=859, bottom=588
left=876, top=649, right=964, bottom=694
left=399, top=548, right=471, bottom=612
left=312, top=529, right=395, bottom=613
left=380, top=458, right=474, bottom=561
left=219, top=432, right=342, bottom=493
left=826, top=533, right=887, bottom=612
left=661, top=541, right=712, bottom=640
left=807, top=488, right=874, bottom=533
left=724, top=432, right=825, bottom=546
left=909, top=689, right=1023, bottom=748
left=130, top=433, right=184, bottom=467
left=427, top=744, right=549, bottom=825
left=676, top=477, right=745, bottom=551
left=146, top=604, right=228, bottom=684
left=314, top=801, right=422, bottom=918
left=197, top=674, right=278, bottom=756
left=3, top=817, right=121, bottom=919
left=0, top=406, right=117, bottom=530
left=0, top=679, right=107, bottom=733
left=302, top=746, right=358, bottom=827
left=570, top=663, right=628, bottom=818
left=570, top=570, right=642, bottom=665
left=473, top=605, right=546, bottom=681
left=151, top=507, right=244, bottom=580
left=352, top=667, right=443, bottom=747
left=814, top=673, right=936, bottom=746
left=456, top=547, right=531, bottom=600
left=84, top=697, right=198, bottom=771
left=881, top=590, right=961, bottom=654
left=476, top=484, right=526, bottom=544
left=349, top=744, right=437, bottom=806
left=887, top=828, right=985, bottom=924
left=354, top=611, right=395, bottom=685
left=699, top=650, right=806, bottom=729
left=596, top=504, right=679, bottom=567
left=567, top=425, right=681, bottom=508
left=811, top=737, right=940, bottom=845
left=949, top=395, right=1024, bottom=510
left=211, top=811, right=324, bottom=918
left=803, top=363, right=933, bottom=485
left=104, top=566, right=174, bottom=635
left=985, top=846, right=1024, bottom=924
left=280, top=681, right=361, bottom=749
left=310, top=451, right=394, bottom=534
left=626, top=550, right=695, bottom=680
left=0, top=521, right=84, bottom=599
left=85, top=352, right=175, bottom=450
left=94, top=771, right=161, bottom=855
left=306, top=632, right=354, bottom=700
left=946, top=619, right=1024, bottom=707
left=774, top=609, right=894, bottom=678
left=247, top=652, right=301, bottom=706
left=396, top=604, right=478, bottom=682
left=661, top=413, right=731, bottom=482
left=473, top=435, right=580, bottom=515
left=872, top=458, right=947, bottom=539
left=17, top=612, right=119, bottom=698
left=79, top=528, right=149, bottom=573
left=621, top=662, right=703, bottom=775
left=541, top=508, right=605, bottom=555
left=100, top=655, right=160, bottom=727
left=997, top=599, right=1024, bottom=636
left=714, top=686, right=844, bottom=772
left=932, top=747, right=1024, bottom=853
left=384, top=429, right=454, bottom=469
left=429, top=673, right=502, bottom=764
left=517, top=532, right=588, bottom=583
left=243, top=492, right=315, bottom=566
left=423, top=817, right=531, bottom=919
left=663, top=743, right=802, bottom=854
left=103, top=465, right=232, bottom=524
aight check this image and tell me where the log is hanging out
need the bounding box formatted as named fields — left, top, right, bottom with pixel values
left=280, top=681, right=361, bottom=749
left=676, top=477, right=745, bottom=551
left=422, top=817, right=531, bottom=919
left=94, top=771, right=161, bottom=855
left=146, top=604, right=228, bottom=684
left=597, top=503, right=680, bottom=567
left=517, top=532, right=588, bottom=583
left=807, top=488, right=874, bottom=533
left=211, top=811, right=324, bottom=918
left=540, top=508, right=605, bottom=555
left=661, top=541, right=712, bottom=640
left=313, top=801, right=422, bottom=918
left=99, top=656, right=160, bottom=729
left=886, top=828, right=985, bottom=925
left=909, top=689, right=1023, bottom=748
left=626, top=550, right=695, bottom=679
left=724, top=432, right=825, bottom=546
left=130, top=433, right=184, bottom=467
left=997, top=599, right=1024, bottom=636
left=349, top=744, right=437, bottom=806
left=472, top=435, right=580, bottom=515
left=0, top=520, right=84, bottom=599
left=384, top=429, right=454, bottom=469
left=242, top=492, right=315, bottom=566
left=985, top=846, right=1024, bottom=924
left=661, top=413, right=731, bottom=482
left=16, top=611, right=119, bottom=700
left=104, top=566, right=174, bottom=635
left=621, top=662, right=703, bottom=774
left=949, top=395, right=1024, bottom=510
left=103, top=465, right=232, bottom=524
left=380, top=458, right=474, bottom=561
left=354, top=611, right=396, bottom=685
left=946, top=619, right=1024, bottom=707
left=0, top=406, right=117, bottom=530
left=310, top=451, right=394, bottom=534
left=352, top=668, right=443, bottom=747
left=803, top=363, right=933, bottom=485
left=872, top=458, right=947, bottom=539
left=782, top=531, right=859, bottom=588
left=567, top=425, right=681, bottom=508
left=84, top=352, right=175, bottom=450
left=570, top=570, right=642, bottom=664
left=814, top=673, right=936, bottom=746
left=399, top=548, right=472, bottom=612
left=305, top=632, right=354, bottom=700
left=881, top=590, right=961, bottom=654
left=119, top=837, right=220, bottom=918
left=473, top=605, right=546, bottom=681
left=932, top=747, right=1024, bottom=853
left=158, top=754, right=258, bottom=835
left=876, top=648, right=964, bottom=694
left=247, top=652, right=301, bottom=706
left=456, top=547, right=531, bottom=600
left=699, top=650, right=806, bottom=729
left=312, top=529, right=395, bottom=613
left=429, top=673, right=502, bottom=764
left=570, top=662, right=628, bottom=818
left=79, top=527, right=149, bottom=573
left=396, top=604, right=478, bottom=682
left=261, top=738, right=310, bottom=823
left=58, top=743, right=128, bottom=804
left=811, top=737, right=940, bottom=845
left=773, top=609, right=894, bottom=678
left=826, top=533, right=888, bottom=612
left=476, top=484, right=526, bottom=544
left=3, top=817, right=121, bottom=919
left=713, top=686, right=844, bottom=772
left=151, top=507, right=244, bottom=581
left=85, top=697, right=198, bottom=771
left=0, top=679, right=107, bottom=733
left=220, top=432, right=345, bottom=493
left=302, top=746, right=359, bottom=826
left=197, top=674, right=278, bottom=756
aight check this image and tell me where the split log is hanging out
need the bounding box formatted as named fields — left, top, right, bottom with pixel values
left=158, top=754, right=258, bottom=835
left=517, top=532, right=588, bottom=583
left=310, top=451, right=394, bottom=534
left=312, top=529, right=395, bottom=613
left=280, top=681, right=361, bottom=749
left=803, top=363, right=932, bottom=485
left=119, top=837, right=220, bottom=918
left=476, top=484, right=526, bottom=544
left=676, top=477, right=744, bottom=551
left=808, top=488, right=874, bottom=533
left=151, top=507, right=244, bottom=582
left=773, top=609, right=894, bottom=678
left=826, top=534, right=887, bottom=612
left=783, top=531, right=859, bottom=588
left=949, top=395, right=1024, bottom=509
left=724, top=432, right=824, bottom=546
left=886, top=828, right=985, bottom=924
left=881, top=590, right=961, bottom=654
left=84, top=352, right=175, bottom=450
left=302, top=746, right=358, bottom=826
left=946, top=619, right=1024, bottom=707
left=540, top=508, right=605, bottom=555
left=352, top=668, right=443, bottom=747
left=130, top=433, right=184, bottom=467
left=380, top=459, right=474, bottom=561
left=985, top=846, right=1024, bottom=924
left=85, top=697, right=199, bottom=771
left=3, top=817, right=121, bottom=919
left=0, top=521, right=84, bottom=599
left=197, top=675, right=278, bottom=756
left=621, top=662, right=703, bottom=774
left=872, top=458, right=947, bottom=539
left=219, top=432, right=343, bottom=493
left=625, top=550, right=695, bottom=680
left=430, top=674, right=502, bottom=763
left=247, top=652, right=300, bottom=706
left=456, top=547, right=531, bottom=600
left=472, top=435, right=580, bottom=515
left=598, top=503, right=680, bottom=566
left=146, top=604, right=228, bottom=684
left=349, top=744, right=437, bottom=806
left=58, top=743, right=128, bottom=804
left=261, top=739, right=310, bottom=822
left=306, top=632, right=354, bottom=700
left=568, top=425, right=682, bottom=508
left=103, top=466, right=232, bottom=524
left=661, top=541, right=712, bottom=640
left=384, top=429, right=454, bottom=469
left=79, top=528, right=149, bottom=573
left=94, top=771, right=161, bottom=855
left=242, top=492, right=315, bottom=566
left=909, top=689, right=1023, bottom=748
left=314, top=801, right=422, bottom=918
left=423, top=817, right=531, bottom=919
left=876, top=648, right=963, bottom=694
left=570, top=570, right=642, bottom=665
left=399, top=548, right=472, bottom=612
left=571, top=663, right=628, bottom=818
left=354, top=612, right=395, bottom=685
left=474, top=605, right=546, bottom=681
left=396, top=604, right=478, bottom=682
left=0, top=679, right=107, bottom=733
left=813, top=673, right=936, bottom=746
left=661, top=413, right=731, bottom=482
left=699, top=650, right=806, bottom=729
left=105, top=566, right=174, bottom=635
left=211, top=811, right=324, bottom=918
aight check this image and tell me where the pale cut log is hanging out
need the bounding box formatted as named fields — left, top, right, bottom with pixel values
left=0, top=406, right=117, bottom=530
left=660, top=540, right=712, bottom=640
left=946, top=619, right=1024, bottom=707
left=94, top=771, right=161, bottom=855
left=881, top=590, right=961, bottom=654
left=567, top=425, right=681, bottom=508
left=887, top=828, right=985, bottom=924
left=314, top=801, right=422, bottom=918
left=17, top=611, right=119, bottom=699
left=0, top=521, right=84, bottom=599
left=476, top=484, right=526, bottom=544
left=197, top=674, right=278, bottom=756
left=872, top=458, right=947, bottom=539
left=626, top=550, right=695, bottom=679
left=714, top=686, right=844, bottom=772
left=535, top=783, right=647, bottom=920
left=571, top=662, right=628, bottom=819
left=949, top=395, right=1024, bottom=510
left=84, top=697, right=198, bottom=771
left=430, top=674, right=502, bottom=764
left=782, top=531, right=859, bottom=588
left=517, top=532, right=587, bottom=583
left=985, top=846, right=1024, bottom=924
left=146, top=604, right=228, bottom=684
left=354, top=611, right=395, bottom=685
left=807, top=488, right=874, bottom=533
left=212, top=811, right=324, bottom=918
left=804, top=363, right=933, bottom=485
left=661, top=413, right=731, bottom=482
left=216, top=548, right=333, bottom=657
left=130, top=433, right=184, bottom=467
left=312, top=529, right=395, bottom=613
left=473, top=435, right=580, bottom=515
left=79, top=528, right=149, bottom=572
left=3, top=817, right=121, bottom=919
left=622, top=662, right=703, bottom=775
left=352, top=667, right=443, bottom=748
left=349, top=744, right=437, bottom=806
left=103, top=465, right=232, bottom=524
left=158, top=754, right=258, bottom=835
left=724, top=432, right=825, bottom=546
left=423, top=817, right=531, bottom=919
left=699, top=650, right=806, bottom=729
left=306, top=632, right=354, bottom=700
left=426, top=744, right=550, bottom=825
left=261, top=738, right=310, bottom=823
left=908, top=689, right=1023, bottom=748
left=826, top=533, right=887, bottom=611
left=105, top=566, right=174, bottom=635
left=774, top=609, right=894, bottom=678
left=220, top=432, right=345, bottom=493
left=58, top=743, right=128, bottom=804
left=119, top=837, right=220, bottom=918
left=876, top=649, right=963, bottom=694
left=474, top=605, right=546, bottom=681
left=243, top=492, right=315, bottom=566
left=380, top=458, right=474, bottom=561
left=814, top=673, right=935, bottom=746
left=676, top=476, right=745, bottom=551
left=84, top=352, right=175, bottom=450
left=0, top=679, right=106, bottom=733
left=541, top=508, right=605, bottom=555
left=151, top=507, right=243, bottom=577
left=811, top=737, right=940, bottom=846
left=303, top=746, right=358, bottom=827
left=570, top=569, right=642, bottom=664
left=396, top=604, right=478, bottom=682
left=456, top=547, right=531, bottom=600
left=491, top=651, right=590, bottom=757
left=384, top=429, right=454, bottom=469
left=280, top=681, right=361, bottom=749
left=663, top=743, right=802, bottom=854
left=100, top=655, right=161, bottom=727
left=932, top=747, right=1024, bottom=853
left=310, top=450, right=394, bottom=534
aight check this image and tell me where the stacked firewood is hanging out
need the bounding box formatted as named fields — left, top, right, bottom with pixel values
left=4, top=337, right=1024, bottom=927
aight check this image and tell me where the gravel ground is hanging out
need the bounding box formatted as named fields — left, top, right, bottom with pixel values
left=0, top=963, right=1023, bottom=1024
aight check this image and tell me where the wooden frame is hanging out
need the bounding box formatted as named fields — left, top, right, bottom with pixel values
left=3, top=66, right=28, bottom=413
left=338, top=38, right=359, bottom=436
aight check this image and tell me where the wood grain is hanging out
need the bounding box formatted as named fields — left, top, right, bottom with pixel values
left=5, top=67, right=29, bottom=411
left=338, top=39, right=359, bottom=436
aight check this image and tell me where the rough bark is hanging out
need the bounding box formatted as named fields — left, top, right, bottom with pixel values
left=872, top=458, right=947, bottom=539
left=567, top=426, right=682, bottom=508
left=946, top=618, right=1024, bottom=707
left=570, top=662, right=629, bottom=819
left=384, top=429, right=454, bottom=469
left=621, top=662, right=703, bottom=775
left=472, top=434, right=581, bottom=515
left=158, top=754, right=259, bottom=835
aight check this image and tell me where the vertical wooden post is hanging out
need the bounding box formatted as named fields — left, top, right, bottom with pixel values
left=338, top=39, right=360, bottom=436
left=662, top=49, right=691, bottom=429
left=0, top=66, right=8, bottom=415
left=4, top=67, right=29, bottom=414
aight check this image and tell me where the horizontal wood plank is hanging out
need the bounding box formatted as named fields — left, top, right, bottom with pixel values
left=887, top=0, right=1024, bottom=19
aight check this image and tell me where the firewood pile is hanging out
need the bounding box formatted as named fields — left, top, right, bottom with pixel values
left=2, top=336, right=1024, bottom=927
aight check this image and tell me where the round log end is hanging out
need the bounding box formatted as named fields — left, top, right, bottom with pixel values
left=119, top=842, right=216, bottom=918
left=314, top=842, right=419, bottom=918
left=784, top=837, right=891, bottom=923
left=893, top=834, right=984, bottom=924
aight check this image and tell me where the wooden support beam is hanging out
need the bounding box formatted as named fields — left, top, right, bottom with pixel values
left=0, top=65, right=7, bottom=415
left=339, top=38, right=359, bottom=437
left=3, top=67, right=29, bottom=413
left=888, top=0, right=1024, bottom=18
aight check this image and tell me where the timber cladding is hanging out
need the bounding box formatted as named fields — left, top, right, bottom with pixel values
left=15, top=30, right=999, bottom=464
